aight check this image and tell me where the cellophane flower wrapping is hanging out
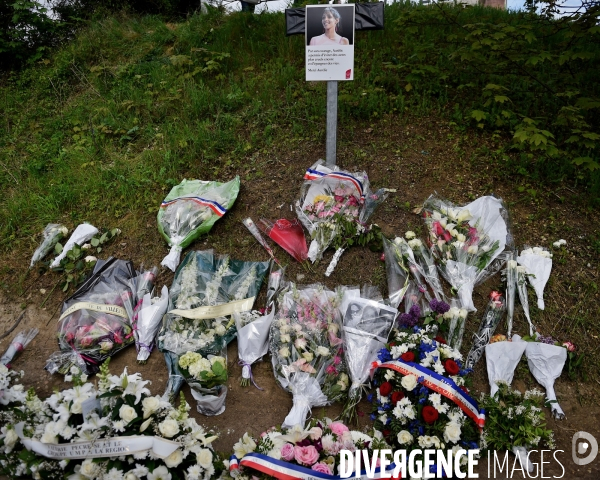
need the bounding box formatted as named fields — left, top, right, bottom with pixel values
left=515, top=259, right=534, bottom=335
left=4, top=363, right=221, bottom=480
left=399, top=232, right=446, bottom=301
left=133, top=285, right=169, bottom=363
left=0, top=329, right=38, bottom=367
left=50, top=223, right=99, bottom=268
left=157, top=177, right=240, bottom=271
left=229, top=420, right=392, bottom=479
left=382, top=236, right=410, bottom=308
left=465, top=292, right=506, bottom=369
left=485, top=339, right=527, bottom=396
left=505, top=253, right=518, bottom=338
left=370, top=326, right=480, bottom=469
left=517, top=246, right=553, bottom=310
left=443, top=299, right=469, bottom=351
left=259, top=218, right=308, bottom=263
left=45, top=258, right=150, bottom=375
left=295, top=160, right=370, bottom=264
left=422, top=195, right=510, bottom=311
left=30, top=223, right=68, bottom=268
left=235, top=309, right=275, bottom=388
left=270, top=283, right=348, bottom=428
left=340, top=289, right=397, bottom=420
left=158, top=250, right=268, bottom=403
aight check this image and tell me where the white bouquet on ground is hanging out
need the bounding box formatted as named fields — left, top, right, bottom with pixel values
left=382, top=236, right=411, bottom=308
left=444, top=299, right=469, bottom=351
left=517, top=246, right=552, bottom=310
left=0, top=329, right=38, bottom=367
left=133, top=285, right=169, bottom=364
left=30, top=224, right=68, bottom=268
left=485, top=337, right=527, bottom=396
left=157, top=177, right=240, bottom=271
left=339, top=288, right=397, bottom=420
left=270, top=283, right=348, bottom=428
left=422, top=195, right=510, bottom=311
left=50, top=223, right=98, bottom=268
left=401, top=231, right=446, bottom=301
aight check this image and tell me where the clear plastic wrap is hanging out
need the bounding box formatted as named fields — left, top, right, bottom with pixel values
left=157, top=177, right=240, bottom=271
left=45, top=258, right=145, bottom=375
left=485, top=339, right=527, bottom=396
left=339, top=289, right=397, bottom=420
left=505, top=252, right=518, bottom=338
left=465, top=291, right=506, bottom=369
left=30, top=224, right=68, bottom=268
left=382, top=236, right=410, bottom=308
left=50, top=223, right=98, bottom=268
left=242, top=217, right=281, bottom=266
left=422, top=195, right=510, bottom=311
left=515, top=259, right=535, bottom=335
left=235, top=310, right=274, bottom=388
left=517, top=246, right=553, bottom=310
left=270, top=283, right=347, bottom=428
left=0, top=328, right=39, bottom=367
left=133, top=285, right=169, bottom=363
left=444, top=298, right=469, bottom=351
left=259, top=218, right=308, bottom=263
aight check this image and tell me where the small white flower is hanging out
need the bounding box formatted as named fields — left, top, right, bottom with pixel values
left=397, top=430, right=413, bottom=445
left=84, top=256, right=97, bottom=263
left=405, top=231, right=416, bottom=239
left=164, top=448, right=183, bottom=468
left=147, top=465, right=171, bottom=480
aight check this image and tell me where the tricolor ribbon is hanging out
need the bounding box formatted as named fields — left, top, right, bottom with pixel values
left=229, top=453, right=397, bottom=480
left=372, top=360, right=485, bottom=430
left=303, top=168, right=364, bottom=199
left=160, top=196, right=227, bottom=216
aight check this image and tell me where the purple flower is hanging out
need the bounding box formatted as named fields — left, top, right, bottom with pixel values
left=409, top=304, right=421, bottom=318
left=537, top=335, right=556, bottom=345
left=398, top=313, right=418, bottom=328
left=430, top=299, right=450, bottom=315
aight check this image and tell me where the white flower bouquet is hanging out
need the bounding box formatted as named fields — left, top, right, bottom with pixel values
left=270, top=283, right=348, bottom=428
left=443, top=299, right=469, bottom=351
left=3, top=362, right=221, bottom=480
left=382, top=236, right=411, bottom=308
left=485, top=338, right=528, bottom=397
left=50, top=223, right=98, bottom=269
left=29, top=223, right=68, bottom=268
left=517, top=246, right=553, bottom=310
left=46, top=258, right=154, bottom=375
left=422, top=195, right=510, bottom=311
left=178, top=351, right=228, bottom=416
left=133, top=285, right=169, bottom=364
left=158, top=177, right=240, bottom=271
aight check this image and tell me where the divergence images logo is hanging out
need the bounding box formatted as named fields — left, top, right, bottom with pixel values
left=572, top=432, right=598, bottom=466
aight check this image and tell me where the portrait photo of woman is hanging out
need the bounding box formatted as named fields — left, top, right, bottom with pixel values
left=306, top=6, right=354, bottom=47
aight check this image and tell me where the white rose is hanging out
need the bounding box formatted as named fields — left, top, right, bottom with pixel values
left=280, top=325, right=290, bottom=334
left=147, top=466, right=171, bottom=480
left=456, top=233, right=466, bottom=243
left=397, top=430, right=413, bottom=445
left=408, top=239, right=422, bottom=249
left=316, top=346, right=330, bottom=356
left=280, top=334, right=291, bottom=343
left=79, top=458, right=97, bottom=478
left=467, top=245, right=478, bottom=255
left=444, top=422, right=462, bottom=443
left=405, top=231, right=416, bottom=239
left=196, top=448, right=213, bottom=468
left=459, top=309, right=468, bottom=319
left=71, top=400, right=83, bottom=414
left=215, top=324, right=226, bottom=336
left=164, top=449, right=183, bottom=468
left=401, top=374, right=418, bottom=391
left=120, top=405, right=138, bottom=424
left=142, top=396, right=161, bottom=418
left=4, top=428, right=18, bottom=447
left=124, top=474, right=138, bottom=480
left=40, top=432, right=58, bottom=444
left=84, top=256, right=97, bottom=263
left=302, top=352, right=314, bottom=362
left=278, top=347, right=290, bottom=358
left=158, top=419, right=180, bottom=438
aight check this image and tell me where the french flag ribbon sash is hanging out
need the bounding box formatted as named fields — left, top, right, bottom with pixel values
left=303, top=167, right=364, bottom=200
left=229, top=453, right=398, bottom=480
left=374, top=360, right=485, bottom=430
left=160, top=196, right=227, bottom=217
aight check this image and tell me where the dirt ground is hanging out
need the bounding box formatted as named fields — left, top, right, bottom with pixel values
left=1, top=114, right=600, bottom=478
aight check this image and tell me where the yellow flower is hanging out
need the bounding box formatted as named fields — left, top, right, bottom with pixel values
left=313, top=194, right=333, bottom=204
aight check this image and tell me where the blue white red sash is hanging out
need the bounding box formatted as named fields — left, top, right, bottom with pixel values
left=160, top=196, right=227, bottom=216
left=373, top=360, right=485, bottom=430
left=303, top=168, right=364, bottom=199
left=229, top=453, right=397, bottom=480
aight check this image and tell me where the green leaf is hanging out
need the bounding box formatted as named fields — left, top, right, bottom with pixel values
left=471, top=110, right=487, bottom=121
left=55, top=243, right=63, bottom=254
left=494, top=95, right=509, bottom=104
left=91, top=238, right=100, bottom=247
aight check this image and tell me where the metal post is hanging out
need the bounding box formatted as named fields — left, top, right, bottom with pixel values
left=326, top=80, right=338, bottom=166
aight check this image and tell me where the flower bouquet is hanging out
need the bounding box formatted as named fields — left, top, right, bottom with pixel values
left=6, top=362, right=221, bottom=480
left=465, top=291, right=506, bottom=370
left=0, top=364, right=26, bottom=408
left=485, top=337, right=528, bottom=397
left=158, top=177, right=241, bottom=271
left=443, top=300, right=469, bottom=351
left=514, top=258, right=535, bottom=336
left=370, top=325, right=482, bottom=475
left=295, top=160, right=387, bottom=275
left=158, top=250, right=268, bottom=402
left=270, top=283, right=348, bottom=428
left=178, top=351, right=229, bottom=416
left=45, top=258, right=150, bottom=375
left=49, top=223, right=98, bottom=268
left=517, top=246, right=552, bottom=310
left=133, top=285, right=169, bottom=364
left=235, top=309, right=275, bottom=388
left=339, top=289, right=397, bottom=420
left=0, top=329, right=39, bottom=368
left=229, top=420, right=393, bottom=479
left=479, top=382, right=555, bottom=473
left=400, top=232, right=446, bottom=301
left=259, top=218, right=309, bottom=263
left=242, top=217, right=281, bottom=266
left=422, top=195, right=510, bottom=311
left=0, top=365, right=26, bottom=465
left=29, top=223, right=68, bottom=268
left=382, top=236, right=411, bottom=309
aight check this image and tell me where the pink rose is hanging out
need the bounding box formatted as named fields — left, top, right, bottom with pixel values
left=312, top=463, right=332, bottom=475
left=281, top=443, right=295, bottom=462
left=563, top=341, right=576, bottom=352
left=328, top=422, right=349, bottom=436
left=294, top=445, right=319, bottom=466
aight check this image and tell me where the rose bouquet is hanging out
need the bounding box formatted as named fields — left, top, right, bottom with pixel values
left=270, top=283, right=348, bottom=428
left=229, top=420, right=393, bottom=479
left=158, top=250, right=268, bottom=402
left=465, top=291, right=506, bottom=369
left=479, top=382, right=555, bottom=473
left=30, top=223, right=68, bottom=268
left=0, top=329, right=39, bottom=368
left=339, top=289, right=397, bottom=420
left=517, top=246, right=553, bottom=310
left=4, top=362, right=222, bottom=480
left=158, top=177, right=241, bottom=271
left=370, top=325, right=482, bottom=475
left=45, top=258, right=151, bottom=375
left=422, top=195, right=510, bottom=311
left=178, top=351, right=229, bottom=416
left=50, top=223, right=99, bottom=268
